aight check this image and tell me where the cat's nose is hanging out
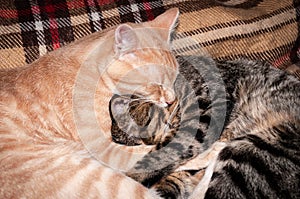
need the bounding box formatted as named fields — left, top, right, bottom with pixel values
left=166, top=99, right=174, bottom=105
left=164, top=88, right=176, bottom=105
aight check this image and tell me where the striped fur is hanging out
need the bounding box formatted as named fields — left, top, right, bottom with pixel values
left=110, top=55, right=300, bottom=198
left=109, top=55, right=228, bottom=198
left=0, top=9, right=180, bottom=198
left=109, top=87, right=203, bottom=198
left=109, top=94, right=180, bottom=146
left=179, top=56, right=300, bottom=199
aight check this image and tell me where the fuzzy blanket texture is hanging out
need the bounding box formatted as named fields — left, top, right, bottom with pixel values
left=0, top=0, right=299, bottom=71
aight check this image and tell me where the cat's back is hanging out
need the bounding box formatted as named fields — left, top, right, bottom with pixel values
left=223, top=59, right=300, bottom=116
left=215, top=58, right=300, bottom=145
left=0, top=67, right=22, bottom=89
left=187, top=57, right=300, bottom=199
left=217, top=59, right=299, bottom=100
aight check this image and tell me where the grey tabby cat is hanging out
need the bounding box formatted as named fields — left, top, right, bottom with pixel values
left=110, top=55, right=300, bottom=199
left=109, top=54, right=228, bottom=198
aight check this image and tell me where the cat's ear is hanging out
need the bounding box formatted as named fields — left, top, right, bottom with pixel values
left=114, top=24, right=138, bottom=54
left=149, top=8, right=179, bottom=43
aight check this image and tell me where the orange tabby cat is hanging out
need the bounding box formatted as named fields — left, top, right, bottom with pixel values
left=0, top=8, right=179, bottom=198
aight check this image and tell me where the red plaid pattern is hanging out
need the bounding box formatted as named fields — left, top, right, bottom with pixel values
left=0, top=0, right=166, bottom=68
left=0, top=0, right=299, bottom=70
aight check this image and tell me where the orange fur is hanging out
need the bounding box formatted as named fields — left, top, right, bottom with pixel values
left=0, top=8, right=179, bottom=198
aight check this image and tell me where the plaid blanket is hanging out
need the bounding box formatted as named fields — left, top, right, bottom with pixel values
left=0, top=0, right=299, bottom=70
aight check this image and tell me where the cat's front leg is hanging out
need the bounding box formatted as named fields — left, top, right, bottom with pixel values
left=176, top=141, right=227, bottom=172
left=126, top=76, right=201, bottom=186
left=152, top=171, right=198, bottom=199
left=149, top=141, right=228, bottom=199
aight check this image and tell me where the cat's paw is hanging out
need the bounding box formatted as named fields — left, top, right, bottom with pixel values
left=176, top=141, right=227, bottom=172
left=153, top=171, right=197, bottom=199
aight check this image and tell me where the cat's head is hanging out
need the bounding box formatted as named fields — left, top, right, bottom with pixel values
left=106, top=8, right=180, bottom=107
left=109, top=94, right=180, bottom=146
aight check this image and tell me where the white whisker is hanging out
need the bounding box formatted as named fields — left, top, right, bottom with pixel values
left=164, top=100, right=179, bottom=133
